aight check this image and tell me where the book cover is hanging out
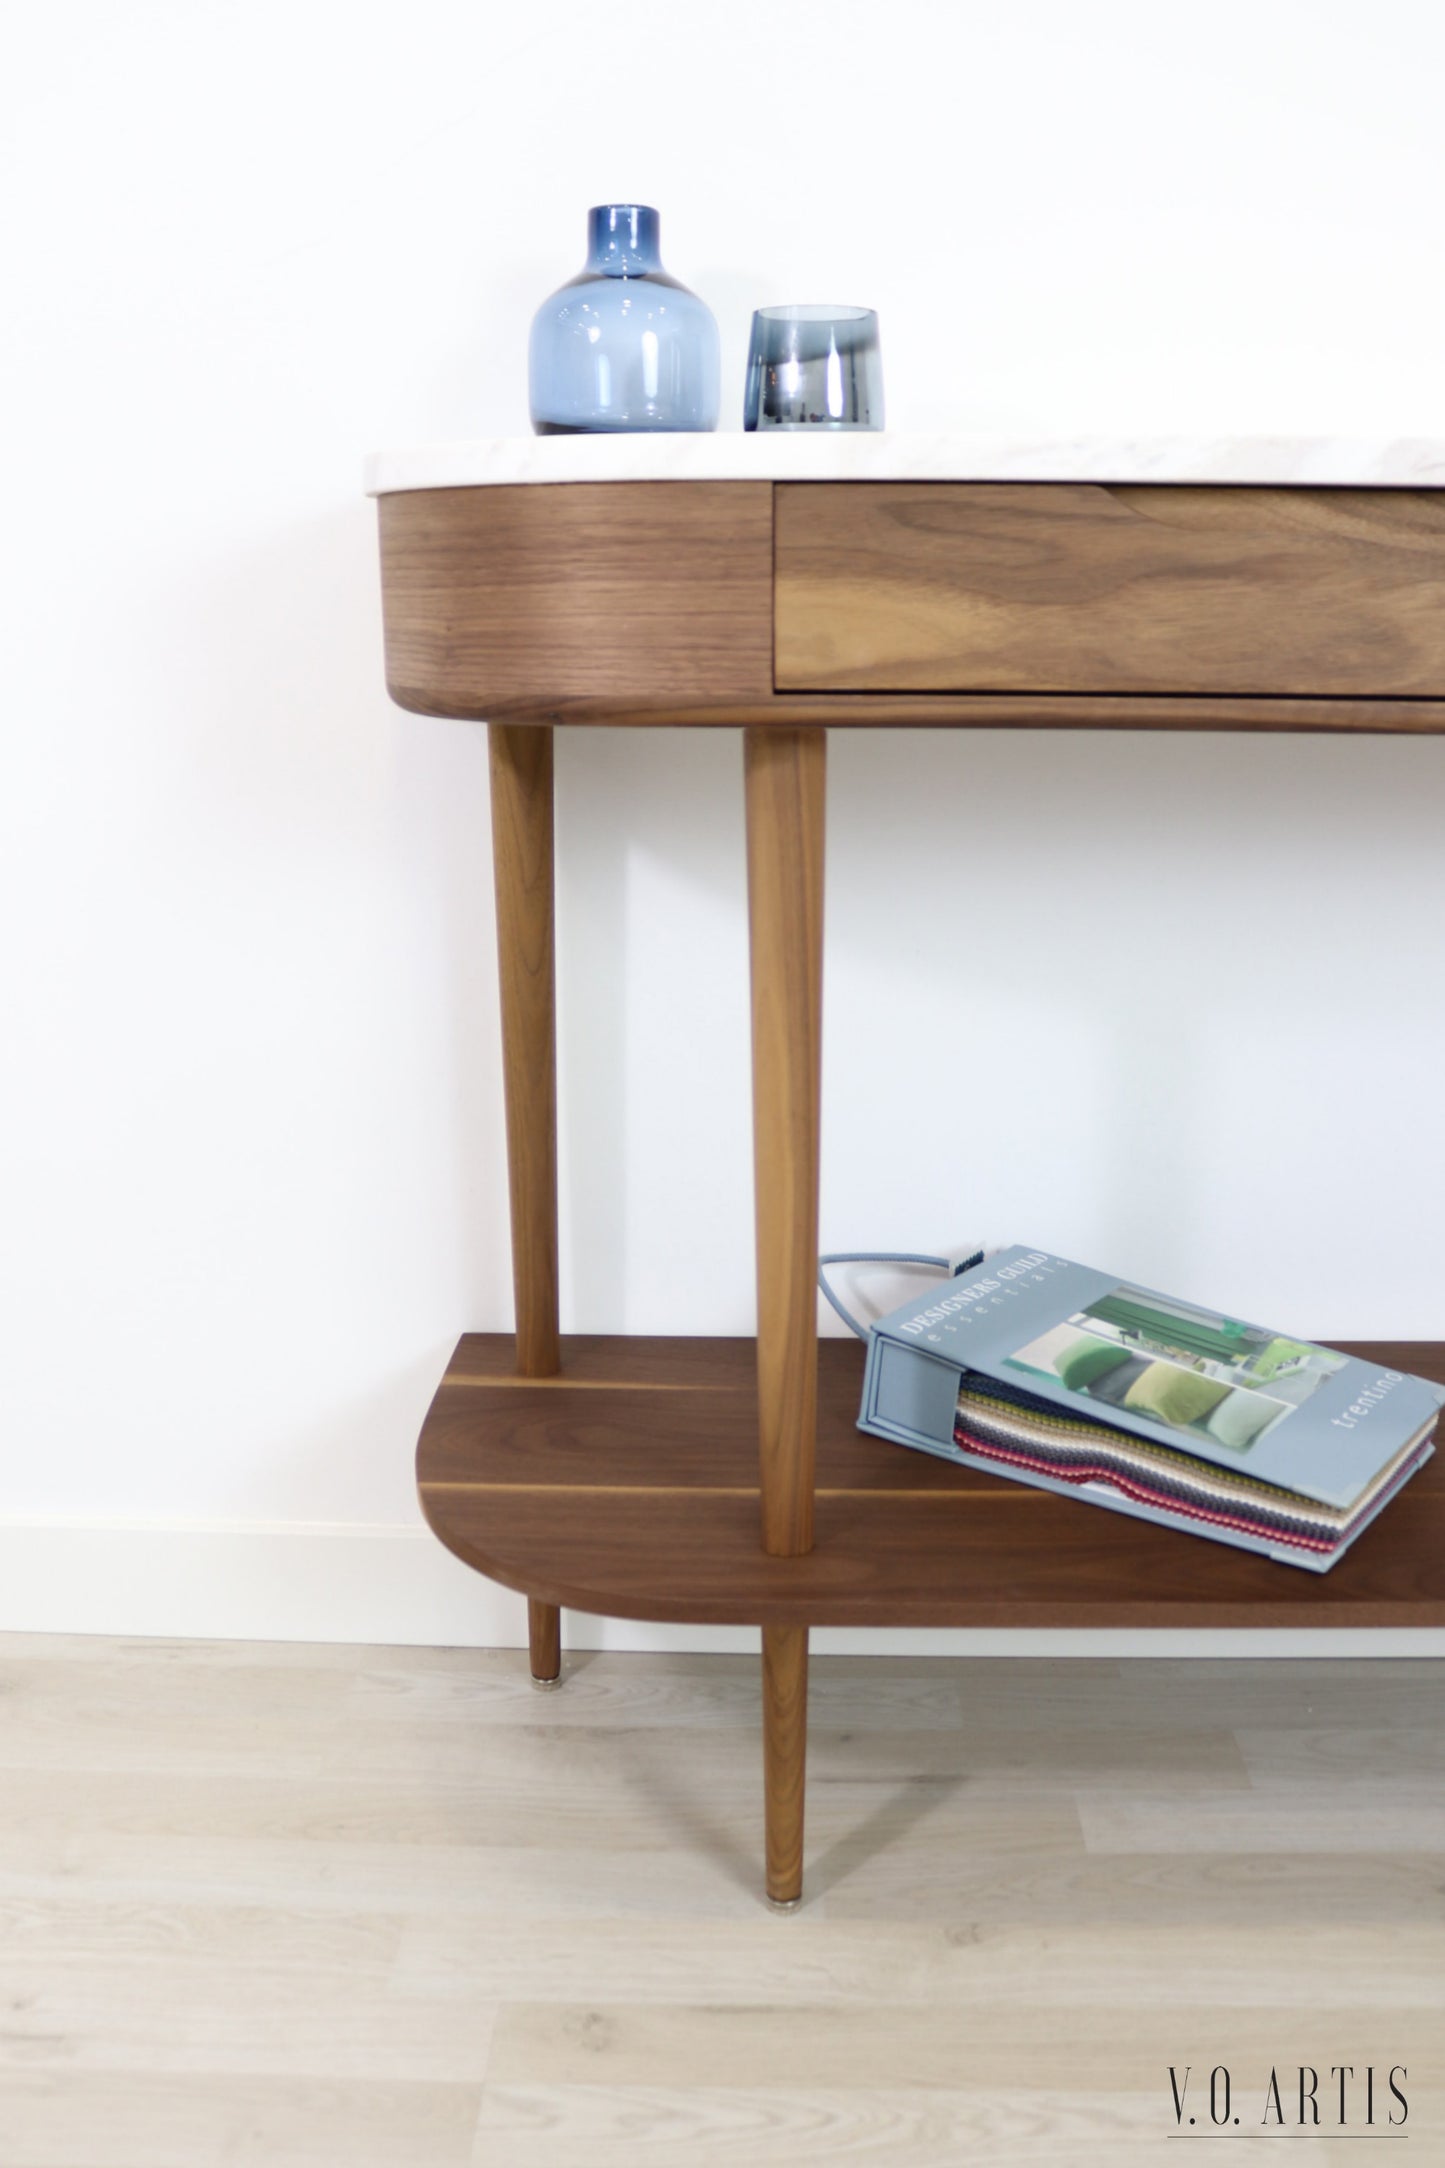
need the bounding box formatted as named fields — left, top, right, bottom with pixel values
left=858, top=1246, right=1442, bottom=1569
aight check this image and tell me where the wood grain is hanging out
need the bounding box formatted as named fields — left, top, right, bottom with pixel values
left=5, top=1637, right=1444, bottom=2166
left=379, top=483, right=774, bottom=721
left=377, top=479, right=1445, bottom=727
left=488, top=725, right=559, bottom=1381
left=472, top=2082, right=1438, bottom=2165
left=417, top=1334, right=1445, bottom=1628
left=485, top=1999, right=1441, bottom=2090
left=451, top=689, right=1445, bottom=731
left=761, top=1625, right=808, bottom=1905
left=527, top=1599, right=561, bottom=1685
left=744, top=729, right=826, bottom=1559
left=0, top=2076, right=484, bottom=2168
left=775, top=482, right=1445, bottom=695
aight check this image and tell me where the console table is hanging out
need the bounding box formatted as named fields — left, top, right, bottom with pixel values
left=369, top=435, right=1445, bottom=1907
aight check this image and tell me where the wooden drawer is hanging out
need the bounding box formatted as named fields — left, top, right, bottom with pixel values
left=773, top=482, right=1445, bottom=697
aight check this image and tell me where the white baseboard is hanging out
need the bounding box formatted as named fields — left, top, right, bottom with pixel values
left=1, top=1516, right=1442, bottom=1657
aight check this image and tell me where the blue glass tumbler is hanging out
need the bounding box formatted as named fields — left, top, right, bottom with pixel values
left=743, top=305, right=884, bottom=430
left=528, top=205, right=721, bottom=435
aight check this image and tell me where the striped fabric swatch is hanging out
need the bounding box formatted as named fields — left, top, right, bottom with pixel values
left=954, top=1381, right=1432, bottom=1557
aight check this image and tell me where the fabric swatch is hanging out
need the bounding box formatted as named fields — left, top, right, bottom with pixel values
left=953, top=1382, right=1429, bottom=1556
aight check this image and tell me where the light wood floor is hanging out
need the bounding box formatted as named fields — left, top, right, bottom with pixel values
left=0, top=1638, right=1439, bottom=2166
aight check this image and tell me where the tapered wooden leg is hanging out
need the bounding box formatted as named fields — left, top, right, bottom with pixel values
left=528, top=1596, right=562, bottom=1689
left=762, top=1624, right=809, bottom=1907
left=744, top=727, right=826, bottom=1558
left=745, top=726, right=824, bottom=1906
left=490, top=723, right=563, bottom=1686
left=489, top=723, right=561, bottom=1378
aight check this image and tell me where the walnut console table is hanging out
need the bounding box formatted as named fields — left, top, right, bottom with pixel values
left=369, top=435, right=1445, bottom=1908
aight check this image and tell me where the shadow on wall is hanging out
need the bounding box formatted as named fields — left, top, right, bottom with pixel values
left=554, top=728, right=751, bottom=1338
left=551, top=724, right=1445, bottom=1337
left=162, top=502, right=506, bottom=1299
left=95, top=501, right=510, bottom=1518
left=80, top=468, right=1444, bottom=1518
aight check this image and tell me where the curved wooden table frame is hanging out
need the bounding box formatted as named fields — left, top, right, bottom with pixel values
left=378, top=473, right=1445, bottom=1907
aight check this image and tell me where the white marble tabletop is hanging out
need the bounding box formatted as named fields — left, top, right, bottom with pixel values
left=365, top=433, right=1445, bottom=496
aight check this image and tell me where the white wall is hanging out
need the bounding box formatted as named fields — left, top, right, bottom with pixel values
left=3, top=0, right=1443, bottom=1647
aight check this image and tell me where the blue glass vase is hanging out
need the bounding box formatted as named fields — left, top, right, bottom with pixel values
left=528, top=205, right=720, bottom=435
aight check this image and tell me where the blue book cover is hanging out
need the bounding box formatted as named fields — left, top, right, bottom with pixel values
left=858, top=1246, right=1442, bottom=1570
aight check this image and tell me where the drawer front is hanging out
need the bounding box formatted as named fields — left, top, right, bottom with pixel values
left=773, top=483, right=1445, bottom=697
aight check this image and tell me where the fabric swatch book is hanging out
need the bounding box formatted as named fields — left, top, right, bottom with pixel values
left=857, top=1247, right=1443, bottom=1571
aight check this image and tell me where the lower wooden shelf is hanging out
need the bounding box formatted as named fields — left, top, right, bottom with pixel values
left=417, top=1335, right=1445, bottom=1629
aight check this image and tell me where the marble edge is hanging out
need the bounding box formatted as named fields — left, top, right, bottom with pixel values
left=364, top=433, right=1445, bottom=495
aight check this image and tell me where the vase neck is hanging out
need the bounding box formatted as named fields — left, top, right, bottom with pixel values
left=585, top=204, right=662, bottom=277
